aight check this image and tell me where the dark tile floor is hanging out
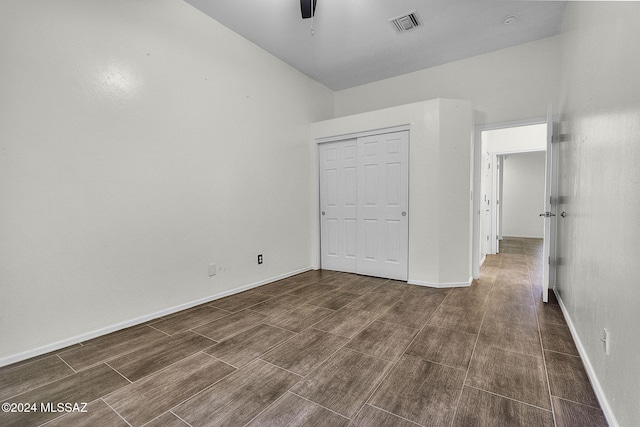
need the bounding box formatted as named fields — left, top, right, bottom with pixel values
left=0, top=238, right=608, bottom=426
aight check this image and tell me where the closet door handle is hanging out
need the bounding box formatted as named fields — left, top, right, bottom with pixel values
left=402, top=211, right=407, bottom=217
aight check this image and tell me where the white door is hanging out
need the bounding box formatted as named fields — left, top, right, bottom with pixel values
left=495, top=155, right=502, bottom=254
left=320, top=139, right=358, bottom=273
left=541, top=104, right=558, bottom=303
left=357, top=132, right=409, bottom=281
left=482, top=152, right=492, bottom=257
left=319, top=131, right=409, bottom=281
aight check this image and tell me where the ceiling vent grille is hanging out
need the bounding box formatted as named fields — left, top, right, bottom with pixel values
left=389, top=11, right=422, bottom=33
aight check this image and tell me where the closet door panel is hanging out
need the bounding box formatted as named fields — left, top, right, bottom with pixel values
left=320, top=140, right=358, bottom=273
left=319, top=131, right=408, bottom=281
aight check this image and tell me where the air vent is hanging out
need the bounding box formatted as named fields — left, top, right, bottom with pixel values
left=389, top=11, right=422, bottom=33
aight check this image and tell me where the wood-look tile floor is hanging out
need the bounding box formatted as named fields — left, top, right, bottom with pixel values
left=0, top=238, right=608, bottom=426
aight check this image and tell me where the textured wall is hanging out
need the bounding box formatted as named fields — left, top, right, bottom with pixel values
left=0, top=0, right=333, bottom=362
left=334, top=36, right=562, bottom=125
left=556, top=3, right=640, bottom=426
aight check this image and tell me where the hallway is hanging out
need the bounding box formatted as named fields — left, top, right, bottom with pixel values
left=0, top=238, right=607, bottom=426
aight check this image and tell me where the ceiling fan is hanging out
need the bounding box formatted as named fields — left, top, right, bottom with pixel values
left=301, top=0, right=317, bottom=19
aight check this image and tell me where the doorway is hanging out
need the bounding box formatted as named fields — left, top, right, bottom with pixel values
left=473, top=121, right=548, bottom=275
left=497, top=151, right=546, bottom=241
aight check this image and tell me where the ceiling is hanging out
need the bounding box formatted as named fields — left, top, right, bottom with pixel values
left=183, top=0, right=567, bottom=91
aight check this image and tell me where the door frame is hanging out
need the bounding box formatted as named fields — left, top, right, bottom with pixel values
left=315, top=125, right=410, bottom=279
left=472, top=117, right=546, bottom=279
left=541, top=104, right=559, bottom=303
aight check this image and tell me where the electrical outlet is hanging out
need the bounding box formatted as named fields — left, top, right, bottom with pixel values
left=257, top=254, right=263, bottom=265
left=208, top=263, right=217, bottom=276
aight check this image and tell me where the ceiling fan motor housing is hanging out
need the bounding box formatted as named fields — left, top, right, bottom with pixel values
left=301, top=0, right=317, bottom=19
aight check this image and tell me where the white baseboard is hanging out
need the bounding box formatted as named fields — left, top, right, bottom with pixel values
left=0, top=267, right=311, bottom=368
left=408, top=277, right=473, bottom=288
left=556, top=293, right=620, bottom=427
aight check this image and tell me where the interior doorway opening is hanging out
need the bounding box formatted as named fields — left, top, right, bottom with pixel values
left=488, top=150, right=546, bottom=257
left=472, top=121, right=547, bottom=276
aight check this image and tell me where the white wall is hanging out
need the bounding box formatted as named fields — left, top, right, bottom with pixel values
left=334, top=36, right=562, bottom=125
left=312, top=99, right=473, bottom=287
left=0, top=0, right=333, bottom=364
left=482, top=124, right=547, bottom=153
left=556, top=3, right=640, bottom=426
left=501, top=152, right=545, bottom=238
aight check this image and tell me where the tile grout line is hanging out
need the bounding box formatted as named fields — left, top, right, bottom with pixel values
left=1, top=363, right=80, bottom=403
left=447, top=255, right=498, bottom=427
left=170, top=409, right=194, bottom=427
left=146, top=324, right=172, bottom=337
left=268, top=391, right=350, bottom=425
left=200, top=350, right=240, bottom=370
left=137, top=358, right=241, bottom=424
left=104, top=362, right=133, bottom=384
left=36, top=397, right=109, bottom=427
left=257, top=358, right=305, bottom=379
left=149, top=310, right=235, bottom=337
left=55, top=353, right=77, bottom=374
left=339, top=346, right=406, bottom=364
left=54, top=329, right=175, bottom=374
left=532, top=257, right=559, bottom=427
left=366, top=402, right=430, bottom=426
left=285, top=281, right=450, bottom=423
left=357, top=286, right=455, bottom=423
left=399, top=352, right=470, bottom=373
left=101, top=397, right=134, bottom=427
left=464, top=384, right=554, bottom=413
left=104, top=347, right=227, bottom=388
left=290, top=390, right=353, bottom=420
left=551, top=395, right=607, bottom=412
left=241, top=391, right=293, bottom=427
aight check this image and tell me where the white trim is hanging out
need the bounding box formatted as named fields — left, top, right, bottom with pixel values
left=472, top=132, right=481, bottom=279
left=556, top=294, right=620, bottom=427
left=475, top=117, right=546, bottom=133
left=493, top=147, right=545, bottom=156
left=314, top=125, right=410, bottom=144
left=0, top=267, right=311, bottom=368
left=408, top=277, right=473, bottom=288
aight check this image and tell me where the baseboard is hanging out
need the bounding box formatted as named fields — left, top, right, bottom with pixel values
left=556, top=293, right=620, bottom=427
left=407, top=277, right=473, bottom=288
left=0, top=267, right=311, bottom=368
